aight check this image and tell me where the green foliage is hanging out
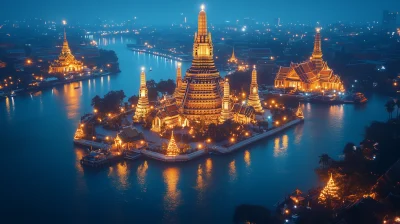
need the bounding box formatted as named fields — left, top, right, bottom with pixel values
left=91, top=90, right=126, bottom=114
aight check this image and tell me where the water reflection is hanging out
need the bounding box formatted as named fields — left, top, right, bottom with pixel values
left=116, top=162, right=129, bottom=189
left=229, top=160, right=237, bottom=182
left=196, top=164, right=204, bottom=191
left=137, top=161, right=148, bottom=192
left=63, top=84, right=80, bottom=119
left=163, top=167, right=181, bottom=212
left=273, top=135, right=289, bottom=157
left=244, top=150, right=251, bottom=168
left=205, top=158, right=212, bottom=178
left=75, top=149, right=85, bottom=174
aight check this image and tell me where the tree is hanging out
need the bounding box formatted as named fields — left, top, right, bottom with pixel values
left=385, top=100, right=395, bottom=120
left=91, top=90, right=126, bottom=114
left=395, top=99, right=400, bottom=119
left=128, top=95, right=139, bottom=105
left=319, top=154, right=331, bottom=169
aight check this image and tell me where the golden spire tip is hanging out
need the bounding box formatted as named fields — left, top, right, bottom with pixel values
left=201, top=4, right=205, bottom=11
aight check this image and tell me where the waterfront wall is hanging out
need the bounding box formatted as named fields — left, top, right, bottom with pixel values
left=141, top=149, right=206, bottom=162
left=215, top=119, right=304, bottom=154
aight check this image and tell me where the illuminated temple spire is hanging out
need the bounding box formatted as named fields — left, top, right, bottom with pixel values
left=173, top=5, right=224, bottom=124
left=134, top=67, right=150, bottom=122
left=176, top=62, right=182, bottom=88
left=311, top=27, right=323, bottom=69
left=295, top=103, right=304, bottom=119
left=62, top=28, right=71, bottom=54
left=247, top=66, right=264, bottom=113
left=166, top=131, right=180, bottom=156
left=318, top=173, right=340, bottom=205
left=228, top=46, right=238, bottom=63
left=219, top=79, right=232, bottom=123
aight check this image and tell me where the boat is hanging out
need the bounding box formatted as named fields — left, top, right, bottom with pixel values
left=149, top=67, right=152, bottom=72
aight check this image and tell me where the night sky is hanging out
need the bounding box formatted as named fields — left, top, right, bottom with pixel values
left=1, top=0, right=399, bottom=24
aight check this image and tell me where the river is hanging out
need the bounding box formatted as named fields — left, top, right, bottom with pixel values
left=0, top=36, right=390, bottom=223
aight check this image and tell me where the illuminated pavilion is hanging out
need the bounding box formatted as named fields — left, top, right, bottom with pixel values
left=49, top=29, right=84, bottom=74
left=228, top=47, right=238, bottom=63
left=166, top=131, right=180, bottom=156
left=274, top=28, right=344, bottom=91
left=319, top=173, right=340, bottom=204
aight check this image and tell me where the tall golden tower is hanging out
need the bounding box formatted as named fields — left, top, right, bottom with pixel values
left=174, top=5, right=224, bottom=123
left=49, top=29, right=84, bottom=74
left=311, top=27, right=323, bottom=70
left=219, top=79, right=232, bottom=123
left=174, top=62, right=182, bottom=96
left=319, top=173, right=340, bottom=205
left=134, top=67, right=150, bottom=122
left=247, top=66, right=264, bottom=113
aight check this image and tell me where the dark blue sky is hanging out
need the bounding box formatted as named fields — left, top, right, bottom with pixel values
left=1, top=0, right=399, bottom=24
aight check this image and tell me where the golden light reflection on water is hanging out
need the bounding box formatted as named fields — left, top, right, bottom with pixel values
left=5, top=97, right=10, bottom=116
left=163, top=167, right=181, bottom=212
left=63, top=84, right=80, bottom=119
left=205, top=158, right=212, bottom=178
left=229, top=160, right=237, bottom=182
left=75, top=149, right=84, bottom=174
left=196, top=164, right=204, bottom=191
left=137, top=161, right=148, bottom=192
left=329, top=105, right=344, bottom=124
left=244, top=150, right=251, bottom=167
left=273, top=135, right=289, bottom=157
left=116, top=162, right=129, bottom=189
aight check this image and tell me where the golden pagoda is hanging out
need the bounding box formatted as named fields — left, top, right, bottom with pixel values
left=295, top=103, right=304, bottom=119
left=134, top=67, right=150, bottom=122
left=174, top=5, right=224, bottom=124
left=275, top=28, right=344, bottom=91
left=228, top=47, right=238, bottom=63
left=319, top=173, right=340, bottom=204
left=219, top=79, right=232, bottom=123
left=247, top=66, right=264, bottom=113
left=49, top=29, right=83, bottom=74
left=174, top=62, right=182, bottom=96
left=166, top=131, right=180, bottom=156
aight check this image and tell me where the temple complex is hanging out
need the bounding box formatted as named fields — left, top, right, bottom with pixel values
left=274, top=28, right=344, bottom=91
left=133, top=68, right=150, bottom=122
left=228, top=47, right=238, bottom=63
left=49, top=30, right=84, bottom=74
left=173, top=5, right=224, bottom=124
left=247, top=66, right=264, bottom=113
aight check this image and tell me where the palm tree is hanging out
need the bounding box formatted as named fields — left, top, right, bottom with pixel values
left=319, top=154, right=331, bottom=169
left=385, top=100, right=395, bottom=120
left=395, top=99, right=400, bottom=119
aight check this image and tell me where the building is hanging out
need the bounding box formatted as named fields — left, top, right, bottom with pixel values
left=228, top=47, right=238, bottom=63
left=247, top=66, right=264, bottom=113
left=173, top=5, right=225, bottom=124
left=114, top=126, right=144, bottom=149
left=382, top=10, right=398, bottom=32
left=275, top=28, right=344, bottom=91
left=219, top=79, right=232, bottom=123
left=48, top=30, right=84, bottom=74
left=232, top=104, right=255, bottom=124
left=133, top=68, right=150, bottom=122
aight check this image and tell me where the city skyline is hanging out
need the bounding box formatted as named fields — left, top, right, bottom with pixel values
left=1, top=0, right=399, bottom=25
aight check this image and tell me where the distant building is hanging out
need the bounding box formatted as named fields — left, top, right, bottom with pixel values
left=48, top=30, right=83, bottom=74
left=382, top=10, right=398, bottom=32
left=275, top=28, right=344, bottom=91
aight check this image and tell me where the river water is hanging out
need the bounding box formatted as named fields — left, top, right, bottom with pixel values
left=0, top=36, right=389, bottom=223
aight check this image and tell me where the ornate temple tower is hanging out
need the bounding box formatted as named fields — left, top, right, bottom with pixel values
left=134, top=67, right=150, bottom=122
left=174, top=62, right=182, bottom=96
left=311, top=27, right=323, bottom=70
left=219, top=79, right=232, bottom=123
left=49, top=29, right=84, bottom=74
left=174, top=5, right=224, bottom=123
left=247, top=66, right=264, bottom=113
left=228, top=47, right=238, bottom=63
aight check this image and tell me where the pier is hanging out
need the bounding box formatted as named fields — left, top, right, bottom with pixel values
left=73, top=139, right=110, bottom=149
left=141, top=149, right=207, bottom=162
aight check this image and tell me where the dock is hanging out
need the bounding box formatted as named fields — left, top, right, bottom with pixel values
left=213, top=119, right=304, bottom=154
left=73, top=139, right=110, bottom=149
